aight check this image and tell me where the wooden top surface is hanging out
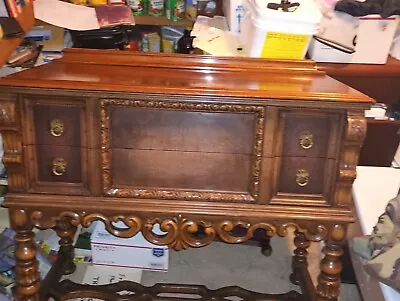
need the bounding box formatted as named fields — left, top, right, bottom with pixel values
left=0, top=49, right=373, bottom=106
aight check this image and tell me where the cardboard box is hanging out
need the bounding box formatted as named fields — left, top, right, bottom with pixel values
left=26, top=21, right=65, bottom=52
left=308, top=13, right=400, bottom=64
left=91, top=222, right=169, bottom=271
left=223, top=0, right=246, bottom=34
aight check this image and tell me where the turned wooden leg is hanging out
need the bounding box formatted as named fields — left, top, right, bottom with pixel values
left=290, top=230, right=310, bottom=285
left=55, top=217, right=77, bottom=275
left=260, top=236, right=273, bottom=257
left=10, top=209, right=40, bottom=301
left=316, top=224, right=346, bottom=301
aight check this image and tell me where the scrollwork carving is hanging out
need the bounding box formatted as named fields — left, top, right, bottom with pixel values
left=82, top=214, right=142, bottom=238
left=58, top=280, right=301, bottom=301
left=26, top=209, right=332, bottom=249
left=277, top=222, right=328, bottom=242
left=30, top=210, right=82, bottom=229
left=100, top=99, right=265, bottom=202
left=143, top=216, right=216, bottom=251
left=216, top=221, right=276, bottom=244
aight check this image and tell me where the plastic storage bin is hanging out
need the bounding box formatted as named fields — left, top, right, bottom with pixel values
left=240, top=0, right=322, bottom=59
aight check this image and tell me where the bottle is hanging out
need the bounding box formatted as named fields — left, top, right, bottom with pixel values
left=177, top=26, right=195, bottom=54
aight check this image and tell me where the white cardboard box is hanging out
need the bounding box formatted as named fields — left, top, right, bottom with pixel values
left=90, top=222, right=169, bottom=271
left=309, top=14, right=400, bottom=64
left=223, top=0, right=246, bottom=34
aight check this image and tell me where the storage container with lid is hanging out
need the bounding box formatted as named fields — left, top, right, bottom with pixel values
left=240, top=0, right=322, bottom=59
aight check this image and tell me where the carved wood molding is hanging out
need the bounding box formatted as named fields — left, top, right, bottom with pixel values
left=25, top=209, right=332, bottom=250
left=0, top=101, right=16, bottom=126
left=0, top=100, right=25, bottom=191
left=57, top=280, right=302, bottom=301
left=100, top=99, right=265, bottom=202
left=335, top=112, right=367, bottom=207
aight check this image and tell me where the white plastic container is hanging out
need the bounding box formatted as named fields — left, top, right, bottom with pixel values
left=223, top=0, right=246, bottom=34
left=240, top=0, right=322, bottom=59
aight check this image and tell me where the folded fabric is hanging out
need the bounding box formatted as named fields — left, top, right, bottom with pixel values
left=352, top=191, right=400, bottom=292
left=335, top=0, right=400, bottom=18
left=364, top=243, right=400, bottom=291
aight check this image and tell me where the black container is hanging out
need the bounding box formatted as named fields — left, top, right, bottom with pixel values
left=70, top=26, right=129, bottom=50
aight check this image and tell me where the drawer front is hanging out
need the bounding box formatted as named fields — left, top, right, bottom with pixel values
left=271, top=156, right=337, bottom=206
left=278, top=111, right=341, bottom=159
left=36, top=145, right=82, bottom=183
left=26, top=145, right=90, bottom=195
left=101, top=99, right=265, bottom=202
left=33, top=104, right=82, bottom=146
left=278, top=157, right=327, bottom=195
left=23, top=96, right=86, bottom=147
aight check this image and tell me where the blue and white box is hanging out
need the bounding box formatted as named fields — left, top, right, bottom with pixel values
left=90, top=221, right=169, bottom=272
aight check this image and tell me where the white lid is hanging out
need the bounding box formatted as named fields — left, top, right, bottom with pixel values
left=250, top=0, right=322, bottom=25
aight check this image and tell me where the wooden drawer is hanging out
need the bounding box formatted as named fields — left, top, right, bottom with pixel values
left=271, top=157, right=337, bottom=206
left=23, top=97, right=86, bottom=147
left=25, top=145, right=90, bottom=195
left=36, top=145, right=82, bottom=183
left=276, top=111, right=342, bottom=159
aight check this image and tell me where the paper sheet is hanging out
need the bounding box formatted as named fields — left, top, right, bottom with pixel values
left=34, top=0, right=100, bottom=31
left=193, top=27, right=240, bottom=57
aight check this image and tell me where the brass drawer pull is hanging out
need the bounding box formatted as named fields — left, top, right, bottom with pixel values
left=299, top=132, right=314, bottom=150
left=296, top=169, right=310, bottom=187
left=49, top=119, right=64, bottom=137
left=52, top=158, right=67, bottom=176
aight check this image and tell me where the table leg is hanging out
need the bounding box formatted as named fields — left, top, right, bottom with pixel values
left=289, top=230, right=310, bottom=285
left=55, top=217, right=77, bottom=275
left=259, top=236, right=273, bottom=257
left=316, top=224, right=346, bottom=301
left=11, top=212, right=40, bottom=301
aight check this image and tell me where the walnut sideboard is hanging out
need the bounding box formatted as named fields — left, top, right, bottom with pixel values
left=0, top=49, right=373, bottom=301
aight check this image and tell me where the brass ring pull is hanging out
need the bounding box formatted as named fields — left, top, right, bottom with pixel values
left=296, top=169, right=310, bottom=187
left=299, top=132, right=314, bottom=150
left=52, top=158, right=67, bottom=176
left=49, top=119, right=64, bottom=137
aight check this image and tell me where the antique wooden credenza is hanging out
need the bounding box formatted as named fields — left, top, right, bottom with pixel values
left=0, top=49, right=373, bottom=301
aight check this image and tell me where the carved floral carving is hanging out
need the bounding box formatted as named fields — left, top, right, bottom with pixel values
left=0, top=101, right=16, bottom=126
left=335, top=112, right=367, bottom=207
left=346, top=115, right=367, bottom=143
left=100, top=99, right=265, bottom=202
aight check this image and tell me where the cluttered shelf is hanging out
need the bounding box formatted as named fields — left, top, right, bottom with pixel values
left=0, top=2, right=34, bottom=67
left=134, top=15, right=194, bottom=27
